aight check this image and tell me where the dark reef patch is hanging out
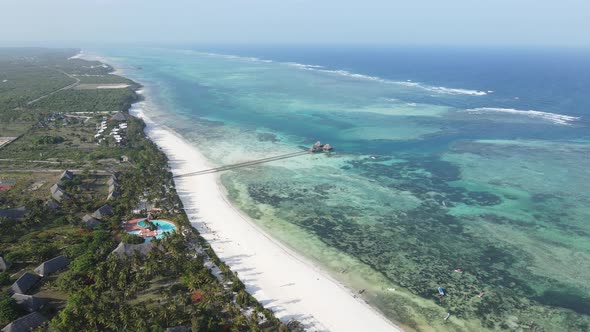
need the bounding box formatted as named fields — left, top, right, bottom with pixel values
left=535, top=290, right=590, bottom=315
left=256, top=132, right=279, bottom=142
left=232, top=149, right=590, bottom=329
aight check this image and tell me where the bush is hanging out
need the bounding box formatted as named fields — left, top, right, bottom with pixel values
left=0, top=272, right=10, bottom=286
left=33, top=135, right=64, bottom=145
left=121, top=232, right=145, bottom=244
left=0, top=296, right=18, bottom=325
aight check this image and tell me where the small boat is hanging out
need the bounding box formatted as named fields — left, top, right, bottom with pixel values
left=370, top=156, right=377, bottom=160
left=438, top=287, right=445, bottom=296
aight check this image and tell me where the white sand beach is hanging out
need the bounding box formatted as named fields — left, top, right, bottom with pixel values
left=130, top=105, right=402, bottom=332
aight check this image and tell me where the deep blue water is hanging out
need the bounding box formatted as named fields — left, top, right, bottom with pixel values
left=185, top=45, right=590, bottom=117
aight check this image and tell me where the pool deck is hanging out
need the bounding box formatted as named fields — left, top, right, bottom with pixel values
left=124, top=218, right=159, bottom=238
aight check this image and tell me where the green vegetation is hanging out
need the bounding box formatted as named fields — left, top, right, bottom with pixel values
left=76, top=74, right=137, bottom=85
left=31, top=88, right=138, bottom=114
left=0, top=48, right=298, bottom=331
left=32, top=135, right=65, bottom=145
left=0, top=296, right=19, bottom=326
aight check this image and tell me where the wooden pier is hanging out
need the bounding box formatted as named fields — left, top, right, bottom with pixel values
left=173, top=141, right=333, bottom=178
left=173, top=150, right=310, bottom=178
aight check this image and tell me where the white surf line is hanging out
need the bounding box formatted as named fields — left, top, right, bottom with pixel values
left=464, top=107, right=580, bottom=125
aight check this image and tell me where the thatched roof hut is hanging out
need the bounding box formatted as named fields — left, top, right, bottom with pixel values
left=58, top=170, right=74, bottom=184
left=1, top=312, right=48, bottom=332
left=9, top=272, right=40, bottom=295
left=50, top=184, right=68, bottom=202
left=92, top=204, right=114, bottom=220
left=34, top=255, right=69, bottom=276
left=0, top=207, right=27, bottom=219
left=45, top=200, right=60, bottom=210
left=11, top=293, right=46, bottom=312
left=110, top=112, right=127, bottom=122
left=165, top=327, right=190, bottom=332
left=82, top=214, right=100, bottom=227
left=50, top=183, right=62, bottom=193
left=0, top=256, right=9, bottom=271
left=111, top=242, right=155, bottom=258
left=107, top=176, right=118, bottom=187
left=107, top=191, right=120, bottom=201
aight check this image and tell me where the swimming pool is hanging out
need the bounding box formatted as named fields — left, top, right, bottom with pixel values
left=136, top=219, right=177, bottom=239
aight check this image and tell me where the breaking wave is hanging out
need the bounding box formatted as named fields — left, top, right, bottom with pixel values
left=464, top=107, right=580, bottom=125
left=183, top=50, right=490, bottom=96
left=292, top=66, right=488, bottom=96
left=180, top=50, right=274, bottom=64
left=286, top=62, right=324, bottom=69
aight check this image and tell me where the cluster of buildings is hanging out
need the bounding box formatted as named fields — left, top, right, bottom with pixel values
left=47, top=170, right=74, bottom=208
left=1, top=256, right=70, bottom=332
left=33, top=112, right=69, bottom=129
left=107, top=172, right=120, bottom=201
left=95, top=112, right=128, bottom=145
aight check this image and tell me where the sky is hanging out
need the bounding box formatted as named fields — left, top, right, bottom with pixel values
left=0, top=0, right=589, bottom=47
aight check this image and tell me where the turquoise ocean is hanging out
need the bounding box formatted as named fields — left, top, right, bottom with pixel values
left=99, top=46, right=590, bottom=331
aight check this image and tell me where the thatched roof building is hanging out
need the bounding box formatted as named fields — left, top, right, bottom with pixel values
left=50, top=184, right=68, bottom=202
left=0, top=207, right=27, bottom=219
left=1, top=312, right=48, bottom=332
left=11, top=293, right=46, bottom=312
left=111, top=242, right=155, bottom=258
left=107, top=176, right=118, bottom=187
left=9, top=272, right=40, bottom=295
left=58, top=170, right=74, bottom=184
left=0, top=256, right=9, bottom=271
left=45, top=199, right=60, bottom=210
left=82, top=214, right=100, bottom=227
left=34, top=255, right=69, bottom=276
left=92, top=204, right=114, bottom=220
left=50, top=183, right=62, bottom=193
left=110, top=112, right=127, bottom=122
left=165, top=327, right=190, bottom=332
left=107, top=191, right=120, bottom=201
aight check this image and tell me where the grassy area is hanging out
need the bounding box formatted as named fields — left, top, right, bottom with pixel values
left=0, top=172, right=60, bottom=208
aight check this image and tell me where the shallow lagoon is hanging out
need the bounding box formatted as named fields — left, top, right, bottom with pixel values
left=104, top=47, right=590, bottom=331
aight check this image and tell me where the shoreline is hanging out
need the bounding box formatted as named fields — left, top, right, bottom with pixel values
left=128, top=98, right=403, bottom=331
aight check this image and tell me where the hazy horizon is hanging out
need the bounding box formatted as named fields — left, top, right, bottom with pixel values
left=1, top=0, right=589, bottom=48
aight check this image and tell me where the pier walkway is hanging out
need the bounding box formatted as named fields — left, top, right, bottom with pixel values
left=173, top=150, right=311, bottom=178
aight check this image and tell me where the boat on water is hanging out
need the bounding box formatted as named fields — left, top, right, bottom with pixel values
left=438, top=287, right=445, bottom=296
